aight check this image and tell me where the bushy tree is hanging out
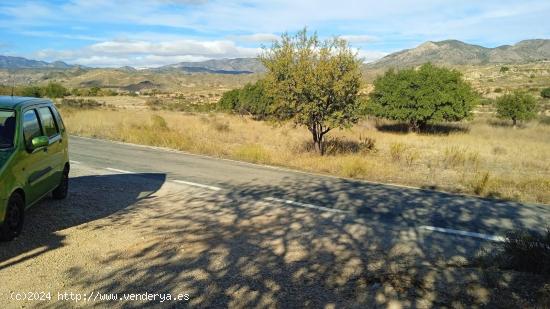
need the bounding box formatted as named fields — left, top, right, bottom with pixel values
left=541, top=87, right=550, bottom=99
left=218, top=89, right=240, bottom=111
left=217, top=80, right=274, bottom=119
left=369, top=63, right=477, bottom=132
left=260, top=29, right=363, bottom=155
left=42, top=82, right=68, bottom=98
left=237, top=80, right=273, bottom=118
left=496, top=90, right=537, bottom=127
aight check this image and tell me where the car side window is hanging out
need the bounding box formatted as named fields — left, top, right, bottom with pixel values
left=37, top=107, right=59, bottom=138
left=23, top=110, right=43, bottom=150
left=50, top=106, right=65, bottom=132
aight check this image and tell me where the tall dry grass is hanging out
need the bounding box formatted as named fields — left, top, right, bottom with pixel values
left=60, top=107, right=550, bottom=204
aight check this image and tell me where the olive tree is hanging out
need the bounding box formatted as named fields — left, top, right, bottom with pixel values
left=260, top=29, right=363, bottom=155
left=369, top=64, right=477, bottom=132
left=496, top=90, right=537, bottom=128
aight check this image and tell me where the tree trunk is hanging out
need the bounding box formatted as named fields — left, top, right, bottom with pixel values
left=408, top=120, right=419, bottom=133
left=512, top=118, right=517, bottom=129
left=310, top=124, right=328, bottom=155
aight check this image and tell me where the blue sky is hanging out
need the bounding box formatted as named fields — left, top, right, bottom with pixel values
left=0, top=0, right=549, bottom=67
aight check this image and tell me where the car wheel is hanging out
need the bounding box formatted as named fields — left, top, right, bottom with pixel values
left=52, top=166, right=69, bottom=200
left=0, top=193, right=25, bottom=241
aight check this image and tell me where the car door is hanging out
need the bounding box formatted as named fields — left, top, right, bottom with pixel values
left=36, top=105, right=64, bottom=190
left=20, top=108, right=51, bottom=205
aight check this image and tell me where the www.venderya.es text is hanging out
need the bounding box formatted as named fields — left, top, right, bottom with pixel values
left=9, top=291, right=190, bottom=303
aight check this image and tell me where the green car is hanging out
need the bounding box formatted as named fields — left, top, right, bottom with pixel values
left=0, top=96, right=70, bottom=241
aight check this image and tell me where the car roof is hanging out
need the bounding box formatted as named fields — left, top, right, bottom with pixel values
left=0, top=96, right=52, bottom=109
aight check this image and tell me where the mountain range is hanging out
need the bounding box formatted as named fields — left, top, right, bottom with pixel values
left=0, top=55, right=76, bottom=69
left=157, top=58, right=264, bottom=74
left=365, top=39, right=550, bottom=69
left=1, top=39, right=549, bottom=73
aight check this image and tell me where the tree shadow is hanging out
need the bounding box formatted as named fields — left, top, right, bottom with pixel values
left=0, top=173, right=166, bottom=270
left=376, top=122, right=470, bottom=135
left=32, top=174, right=549, bottom=307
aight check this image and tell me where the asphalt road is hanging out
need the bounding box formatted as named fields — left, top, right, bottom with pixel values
left=1, top=135, right=548, bottom=308
left=70, top=135, right=549, bottom=238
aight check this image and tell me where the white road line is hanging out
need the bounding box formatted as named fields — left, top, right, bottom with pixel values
left=105, top=167, right=133, bottom=174
left=172, top=180, right=222, bottom=191
left=420, top=225, right=505, bottom=242
left=69, top=160, right=81, bottom=164
left=263, top=197, right=349, bottom=214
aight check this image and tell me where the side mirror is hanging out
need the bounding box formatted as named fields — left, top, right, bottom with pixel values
left=31, top=136, right=49, bottom=150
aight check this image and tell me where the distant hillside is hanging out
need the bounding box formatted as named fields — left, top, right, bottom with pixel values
left=158, top=58, right=264, bottom=74
left=0, top=55, right=75, bottom=69
left=366, top=39, right=550, bottom=69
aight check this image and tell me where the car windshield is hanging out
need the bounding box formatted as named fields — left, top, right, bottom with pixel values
left=0, top=110, right=16, bottom=149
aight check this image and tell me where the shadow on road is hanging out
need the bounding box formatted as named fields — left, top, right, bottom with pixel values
left=41, top=175, right=548, bottom=308
left=0, top=173, right=166, bottom=270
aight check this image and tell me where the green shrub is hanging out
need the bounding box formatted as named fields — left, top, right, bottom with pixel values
left=218, top=89, right=240, bottom=111
left=500, top=66, right=510, bottom=73
left=368, top=64, right=477, bottom=132
left=43, top=82, right=68, bottom=98
left=20, top=86, right=43, bottom=97
left=541, top=87, right=550, bottom=99
left=217, top=80, right=274, bottom=119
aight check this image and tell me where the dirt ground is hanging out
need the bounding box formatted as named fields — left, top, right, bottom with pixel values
left=0, top=163, right=547, bottom=308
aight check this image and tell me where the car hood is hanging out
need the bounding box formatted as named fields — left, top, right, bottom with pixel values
left=0, top=149, right=14, bottom=170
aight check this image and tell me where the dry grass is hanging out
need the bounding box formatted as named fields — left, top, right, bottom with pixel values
left=60, top=107, right=550, bottom=204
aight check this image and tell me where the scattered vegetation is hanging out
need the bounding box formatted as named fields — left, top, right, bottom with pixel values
left=71, top=87, right=119, bottom=97
left=57, top=98, right=104, bottom=109
left=0, top=82, right=68, bottom=98
left=146, top=97, right=217, bottom=112
left=368, top=63, right=477, bottom=132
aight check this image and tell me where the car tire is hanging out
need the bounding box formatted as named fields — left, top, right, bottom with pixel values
left=0, top=193, right=25, bottom=241
left=52, top=166, right=69, bottom=200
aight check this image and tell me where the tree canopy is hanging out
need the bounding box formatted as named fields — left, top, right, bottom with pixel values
left=260, top=29, right=363, bottom=154
left=368, top=63, right=477, bottom=132
left=496, top=90, right=537, bottom=127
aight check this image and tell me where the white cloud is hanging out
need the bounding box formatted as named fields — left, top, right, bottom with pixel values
left=341, top=35, right=378, bottom=43
left=34, top=38, right=261, bottom=67
left=355, top=50, right=388, bottom=63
